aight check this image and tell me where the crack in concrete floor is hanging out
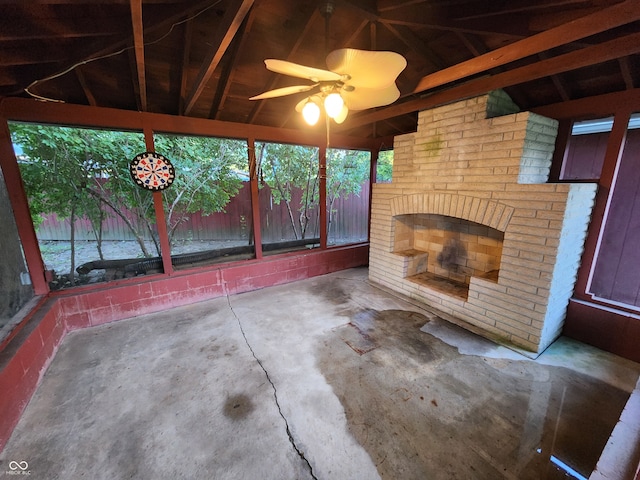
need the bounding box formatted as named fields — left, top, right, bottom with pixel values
left=226, top=294, right=318, bottom=480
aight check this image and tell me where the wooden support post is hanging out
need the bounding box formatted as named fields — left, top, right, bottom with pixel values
left=368, top=147, right=378, bottom=243
left=319, top=144, right=327, bottom=249
left=248, top=138, right=262, bottom=259
left=143, top=125, right=173, bottom=275
left=0, top=116, right=48, bottom=295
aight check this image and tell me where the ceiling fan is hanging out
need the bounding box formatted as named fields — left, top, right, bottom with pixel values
left=250, top=48, right=407, bottom=126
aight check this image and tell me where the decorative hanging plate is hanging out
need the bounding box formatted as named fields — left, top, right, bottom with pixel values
left=129, top=152, right=175, bottom=191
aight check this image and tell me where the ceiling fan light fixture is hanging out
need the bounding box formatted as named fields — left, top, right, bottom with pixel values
left=302, top=99, right=321, bottom=125
left=252, top=48, right=406, bottom=128
left=334, top=104, right=349, bottom=124
left=324, top=92, right=344, bottom=118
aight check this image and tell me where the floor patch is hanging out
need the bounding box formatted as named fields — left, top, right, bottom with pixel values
left=336, top=323, right=379, bottom=355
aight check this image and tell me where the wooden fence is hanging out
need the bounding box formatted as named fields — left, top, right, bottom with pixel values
left=36, top=181, right=370, bottom=244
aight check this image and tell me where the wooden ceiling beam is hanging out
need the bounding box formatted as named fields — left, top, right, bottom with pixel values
left=377, top=0, right=430, bottom=13
left=249, top=7, right=321, bottom=125
left=340, top=18, right=369, bottom=49
left=115, top=0, right=220, bottom=57
left=528, top=6, right=601, bottom=32
left=538, top=51, right=570, bottom=101
left=209, top=18, right=246, bottom=120
left=454, top=31, right=485, bottom=57
left=452, top=31, right=531, bottom=106
left=183, top=0, right=254, bottom=116
left=370, top=20, right=376, bottom=50
left=532, top=88, right=640, bottom=119
left=178, top=21, right=193, bottom=115
left=126, top=48, right=142, bottom=111
left=16, top=0, right=218, bottom=97
left=0, top=24, right=121, bottom=42
left=618, top=57, right=635, bottom=90
left=0, top=48, right=63, bottom=66
left=75, top=67, right=97, bottom=106
left=380, top=14, right=527, bottom=38
left=343, top=31, right=640, bottom=130
left=213, top=6, right=260, bottom=121
left=342, top=0, right=378, bottom=21
left=413, top=0, right=639, bottom=94
left=130, top=0, right=146, bottom=111
left=381, top=115, right=409, bottom=136
left=454, top=0, right=589, bottom=21
left=380, top=21, right=446, bottom=71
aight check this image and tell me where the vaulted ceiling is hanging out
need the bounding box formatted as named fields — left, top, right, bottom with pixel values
left=1, top=0, right=638, bottom=139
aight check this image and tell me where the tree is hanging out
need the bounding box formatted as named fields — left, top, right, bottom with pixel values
left=256, top=142, right=319, bottom=240
left=377, top=150, right=393, bottom=183
left=153, top=134, right=245, bottom=245
left=11, top=124, right=130, bottom=283
left=326, top=148, right=370, bottom=240
left=10, top=124, right=246, bottom=282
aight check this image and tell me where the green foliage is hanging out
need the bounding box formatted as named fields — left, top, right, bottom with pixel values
left=11, top=123, right=149, bottom=243
left=11, top=121, right=378, bottom=268
left=255, top=143, right=372, bottom=240
left=326, top=148, right=370, bottom=202
left=11, top=123, right=120, bottom=226
left=256, top=142, right=319, bottom=239
left=10, top=123, right=247, bottom=259
left=256, top=142, right=318, bottom=203
left=377, top=150, right=394, bottom=183
left=326, top=149, right=370, bottom=239
left=153, top=134, right=246, bottom=243
left=10, top=123, right=149, bottom=280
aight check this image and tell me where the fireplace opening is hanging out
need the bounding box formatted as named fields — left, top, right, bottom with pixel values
left=393, top=214, right=504, bottom=299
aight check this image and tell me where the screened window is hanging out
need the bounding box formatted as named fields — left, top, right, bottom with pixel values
left=326, top=148, right=370, bottom=246
left=152, top=133, right=254, bottom=268
left=10, top=123, right=151, bottom=289
left=255, top=141, right=320, bottom=254
left=0, top=166, right=35, bottom=341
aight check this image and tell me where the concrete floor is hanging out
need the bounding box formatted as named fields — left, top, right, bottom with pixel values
left=1, top=267, right=639, bottom=479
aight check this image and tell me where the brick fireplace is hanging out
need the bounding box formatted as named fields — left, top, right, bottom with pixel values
left=369, top=91, right=597, bottom=356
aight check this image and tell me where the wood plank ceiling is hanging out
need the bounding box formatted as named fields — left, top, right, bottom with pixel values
left=0, top=0, right=638, bottom=139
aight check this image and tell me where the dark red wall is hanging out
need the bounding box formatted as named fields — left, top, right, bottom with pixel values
left=561, top=131, right=608, bottom=180
left=564, top=299, right=640, bottom=363
left=588, top=129, right=640, bottom=307
left=549, top=109, right=640, bottom=362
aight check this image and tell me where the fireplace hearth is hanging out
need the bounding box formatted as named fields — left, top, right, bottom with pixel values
left=369, top=91, right=597, bottom=355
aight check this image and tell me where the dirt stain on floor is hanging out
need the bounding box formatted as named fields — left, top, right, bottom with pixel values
left=223, top=394, right=255, bottom=421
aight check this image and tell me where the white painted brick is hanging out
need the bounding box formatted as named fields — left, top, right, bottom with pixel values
left=494, top=319, right=538, bottom=339
left=369, top=91, right=590, bottom=354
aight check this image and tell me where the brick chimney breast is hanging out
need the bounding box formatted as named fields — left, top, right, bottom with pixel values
left=369, top=91, right=597, bottom=356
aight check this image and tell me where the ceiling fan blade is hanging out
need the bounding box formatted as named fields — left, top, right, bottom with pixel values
left=265, top=59, right=341, bottom=82
left=341, top=83, right=401, bottom=111
left=326, top=48, right=407, bottom=89
left=250, top=84, right=316, bottom=100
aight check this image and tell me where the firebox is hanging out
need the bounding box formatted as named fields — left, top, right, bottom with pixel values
left=394, top=214, right=504, bottom=299
left=369, top=91, right=597, bottom=356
